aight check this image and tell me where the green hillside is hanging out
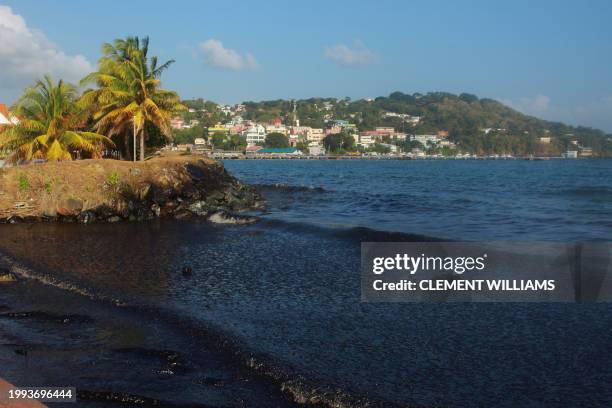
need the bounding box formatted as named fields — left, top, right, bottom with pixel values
left=242, top=92, right=612, bottom=156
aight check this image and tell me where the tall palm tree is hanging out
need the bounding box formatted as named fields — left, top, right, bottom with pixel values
left=0, top=76, right=114, bottom=163
left=81, top=36, right=184, bottom=161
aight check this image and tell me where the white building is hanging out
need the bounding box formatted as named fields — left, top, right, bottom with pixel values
left=308, top=143, right=325, bottom=155
left=243, top=124, right=266, bottom=146
left=380, top=143, right=398, bottom=153
left=359, top=134, right=376, bottom=147
left=410, top=135, right=439, bottom=146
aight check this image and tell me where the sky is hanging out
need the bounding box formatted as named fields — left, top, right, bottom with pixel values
left=1, top=0, right=612, bottom=131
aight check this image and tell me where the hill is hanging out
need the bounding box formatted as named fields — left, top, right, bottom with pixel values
left=181, top=92, right=612, bottom=156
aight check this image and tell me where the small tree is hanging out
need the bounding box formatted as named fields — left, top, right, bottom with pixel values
left=323, top=133, right=343, bottom=153
left=265, top=132, right=289, bottom=148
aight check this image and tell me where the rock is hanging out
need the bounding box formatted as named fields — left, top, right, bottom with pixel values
left=207, top=211, right=258, bottom=225
left=57, top=207, right=76, bottom=216
left=188, top=201, right=209, bottom=216
left=151, top=204, right=161, bottom=217
left=137, top=184, right=151, bottom=201
left=173, top=210, right=192, bottom=220
left=0, top=269, right=17, bottom=283
left=77, top=211, right=96, bottom=224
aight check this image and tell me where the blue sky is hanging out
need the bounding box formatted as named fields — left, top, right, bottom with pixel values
left=1, top=0, right=612, bottom=131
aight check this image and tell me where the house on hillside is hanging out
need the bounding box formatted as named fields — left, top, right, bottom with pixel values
left=0, top=103, right=18, bottom=126
left=243, top=124, right=266, bottom=146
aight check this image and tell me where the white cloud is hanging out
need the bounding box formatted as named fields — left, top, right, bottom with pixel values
left=502, top=94, right=551, bottom=116
left=199, top=39, right=258, bottom=71
left=0, top=5, right=92, bottom=91
left=324, top=42, right=376, bottom=67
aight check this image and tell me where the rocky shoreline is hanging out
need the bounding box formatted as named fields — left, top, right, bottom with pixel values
left=0, top=154, right=263, bottom=224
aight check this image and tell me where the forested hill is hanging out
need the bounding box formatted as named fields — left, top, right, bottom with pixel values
left=238, top=92, right=612, bottom=155
left=179, top=92, right=612, bottom=155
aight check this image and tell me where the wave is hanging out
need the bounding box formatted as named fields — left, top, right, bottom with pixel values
left=260, top=218, right=449, bottom=243
left=253, top=183, right=327, bottom=193
left=0, top=253, right=127, bottom=306
left=549, top=186, right=612, bottom=197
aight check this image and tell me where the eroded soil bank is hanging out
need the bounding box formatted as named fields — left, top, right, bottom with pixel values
left=0, top=154, right=262, bottom=224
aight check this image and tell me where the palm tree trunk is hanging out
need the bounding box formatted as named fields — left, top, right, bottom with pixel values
left=140, top=128, right=146, bottom=161
left=124, top=132, right=131, bottom=161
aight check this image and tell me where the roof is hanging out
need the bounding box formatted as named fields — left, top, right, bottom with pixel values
left=257, top=148, right=299, bottom=154
left=0, top=104, right=11, bottom=125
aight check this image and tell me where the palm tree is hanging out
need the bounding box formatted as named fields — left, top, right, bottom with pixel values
left=0, top=76, right=114, bottom=163
left=81, top=36, right=184, bottom=161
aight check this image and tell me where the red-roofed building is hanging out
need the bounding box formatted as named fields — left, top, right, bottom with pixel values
left=0, top=103, right=18, bottom=127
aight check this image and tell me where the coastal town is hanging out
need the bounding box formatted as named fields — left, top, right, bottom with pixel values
left=168, top=100, right=593, bottom=160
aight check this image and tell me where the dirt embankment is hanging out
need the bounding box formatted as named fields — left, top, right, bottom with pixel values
left=0, top=154, right=262, bottom=224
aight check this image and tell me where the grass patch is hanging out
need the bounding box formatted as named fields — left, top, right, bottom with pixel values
left=106, top=171, right=120, bottom=186
left=18, top=173, right=29, bottom=192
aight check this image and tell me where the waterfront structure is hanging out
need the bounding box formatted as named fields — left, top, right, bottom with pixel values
left=562, top=150, right=578, bottom=158
left=245, top=145, right=264, bottom=155
left=256, top=148, right=303, bottom=156
left=308, top=143, right=324, bottom=155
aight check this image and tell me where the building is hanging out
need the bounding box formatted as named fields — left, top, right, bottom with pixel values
left=207, top=125, right=230, bottom=137
left=379, top=143, right=398, bottom=153
left=375, top=127, right=395, bottom=134
left=308, top=143, right=324, bottom=155
left=256, top=148, right=303, bottom=156
left=358, top=134, right=376, bottom=147
left=193, top=138, right=210, bottom=153
left=580, top=147, right=593, bottom=157
left=562, top=150, right=578, bottom=159
left=325, top=124, right=342, bottom=135
left=306, top=128, right=325, bottom=143
left=0, top=104, right=18, bottom=126
left=245, top=145, right=264, bottom=155
left=410, top=134, right=440, bottom=146
left=265, top=123, right=288, bottom=135
left=539, top=137, right=552, bottom=144
left=170, top=117, right=185, bottom=130
left=243, top=124, right=266, bottom=146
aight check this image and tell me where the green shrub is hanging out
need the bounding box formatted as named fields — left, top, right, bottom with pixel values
left=106, top=171, right=120, bottom=186
left=18, top=174, right=29, bottom=192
